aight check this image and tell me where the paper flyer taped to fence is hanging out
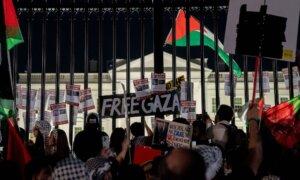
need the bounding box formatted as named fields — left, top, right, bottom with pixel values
left=166, top=121, right=193, bottom=148
left=50, top=103, right=68, bottom=125
left=79, top=88, right=95, bottom=112
left=180, top=100, right=196, bottom=123
left=133, top=78, right=150, bottom=99
left=282, top=67, right=300, bottom=89
left=65, top=85, right=81, bottom=106
left=151, top=73, right=166, bottom=93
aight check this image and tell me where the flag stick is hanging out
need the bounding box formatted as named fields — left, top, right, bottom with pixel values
left=251, top=56, right=261, bottom=105
left=119, top=82, right=132, bottom=164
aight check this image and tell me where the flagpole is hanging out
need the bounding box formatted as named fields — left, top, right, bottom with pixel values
left=120, top=82, right=132, bottom=164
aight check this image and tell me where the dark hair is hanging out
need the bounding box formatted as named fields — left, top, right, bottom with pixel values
left=130, top=122, right=144, bottom=137
left=192, top=120, right=207, bottom=143
left=73, top=130, right=103, bottom=162
left=55, top=129, right=70, bottom=160
left=85, top=113, right=100, bottom=131
left=216, top=104, right=234, bottom=122
left=159, top=148, right=206, bottom=180
left=110, top=128, right=126, bottom=155
left=173, top=118, right=189, bottom=125
left=119, top=164, right=146, bottom=180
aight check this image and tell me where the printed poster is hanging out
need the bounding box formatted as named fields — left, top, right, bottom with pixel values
left=47, top=89, right=65, bottom=110
left=20, top=88, right=37, bottom=110
left=133, top=78, right=150, bottom=99
left=166, top=121, right=193, bottom=148
left=224, top=74, right=237, bottom=96
left=180, top=101, right=196, bottom=123
left=252, top=72, right=270, bottom=93
left=151, top=73, right=166, bottom=93
left=22, top=111, right=36, bottom=132
left=152, top=118, right=170, bottom=147
left=180, top=81, right=193, bottom=101
left=282, top=67, right=300, bottom=89
left=50, top=103, right=68, bottom=126
left=65, top=85, right=80, bottom=106
left=166, top=75, right=185, bottom=91
left=79, top=88, right=95, bottom=112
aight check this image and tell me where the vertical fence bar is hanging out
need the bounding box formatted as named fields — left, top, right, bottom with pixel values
left=140, top=2, right=145, bottom=130
left=185, top=1, right=191, bottom=101
left=273, top=60, right=279, bottom=105
left=200, top=0, right=206, bottom=114
left=153, top=0, right=164, bottom=74
left=84, top=1, right=89, bottom=122
left=98, top=1, right=103, bottom=131
left=243, top=56, right=249, bottom=103
left=229, top=55, right=235, bottom=125
left=55, top=1, right=61, bottom=105
left=126, top=2, right=131, bottom=95
left=40, top=2, right=47, bottom=121
left=25, top=6, right=32, bottom=140
left=259, top=58, right=264, bottom=98
left=112, top=4, right=117, bottom=130
left=288, top=62, right=294, bottom=99
left=69, top=2, right=75, bottom=145
left=171, top=4, right=177, bottom=118
left=213, top=0, right=220, bottom=108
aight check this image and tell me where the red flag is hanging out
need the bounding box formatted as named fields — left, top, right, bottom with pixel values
left=2, top=0, right=24, bottom=50
left=263, top=96, right=300, bottom=148
left=133, top=146, right=162, bottom=165
left=6, top=118, right=31, bottom=167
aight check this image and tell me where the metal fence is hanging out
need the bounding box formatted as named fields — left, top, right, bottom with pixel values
left=10, top=0, right=298, bottom=144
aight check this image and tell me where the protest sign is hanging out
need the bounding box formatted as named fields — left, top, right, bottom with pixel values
left=282, top=67, right=300, bottom=89
left=50, top=103, right=68, bottom=126
left=73, top=106, right=79, bottom=125
left=100, top=92, right=180, bottom=118
left=19, top=88, right=37, bottom=110
left=152, top=118, right=170, bottom=147
left=180, top=101, right=196, bottom=123
left=16, top=85, right=21, bottom=109
left=79, top=88, right=95, bottom=112
left=166, top=75, right=185, bottom=91
left=22, top=111, right=36, bottom=132
left=133, top=78, right=150, bottom=99
left=180, top=81, right=193, bottom=101
left=151, top=73, right=166, bottom=93
left=46, top=89, right=65, bottom=110
left=65, top=85, right=80, bottom=106
left=252, top=72, right=270, bottom=93
left=166, top=121, right=193, bottom=148
left=224, top=74, right=237, bottom=96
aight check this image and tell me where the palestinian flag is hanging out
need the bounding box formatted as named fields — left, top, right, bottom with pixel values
left=165, top=9, right=242, bottom=77
left=2, top=0, right=23, bottom=50
left=263, top=96, right=300, bottom=149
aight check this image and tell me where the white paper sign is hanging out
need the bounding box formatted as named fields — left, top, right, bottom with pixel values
left=180, top=81, right=193, bottom=101
left=180, top=101, right=196, bottom=123
left=46, top=89, right=65, bottom=110
left=224, top=74, right=237, bottom=96
left=133, top=78, right=150, bottom=99
left=253, top=72, right=270, bottom=93
left=22, top=111, right=36, bottom=132
left=79, top=88, right=95, bottom=112
left=20, top=89, right=37, bottom=110
left=224, top=0, right=300, bottom=61
left=282, top=67, right=300, bottom=89
left=50, top=103, right=68, bottom=126
left=73, top=106, right=79, bottom=126
left=166, top=121, right=193, bottom=148
left=66, top=85, right=80, bottom=106
left=151, top=73, right=166, bottom=93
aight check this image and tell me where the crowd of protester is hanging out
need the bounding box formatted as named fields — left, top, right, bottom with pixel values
left=0, top=100, right=300, bottom=180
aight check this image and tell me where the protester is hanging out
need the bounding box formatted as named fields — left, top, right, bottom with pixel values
left=52, top=129, right=88, bottom=179
left=130, top=122, right=153, bottom=147
left=159, top=148, right=206, bottom=180
left=47, top=129, right=70, bottom=164
left=110, top=128, right=126, bottom=156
